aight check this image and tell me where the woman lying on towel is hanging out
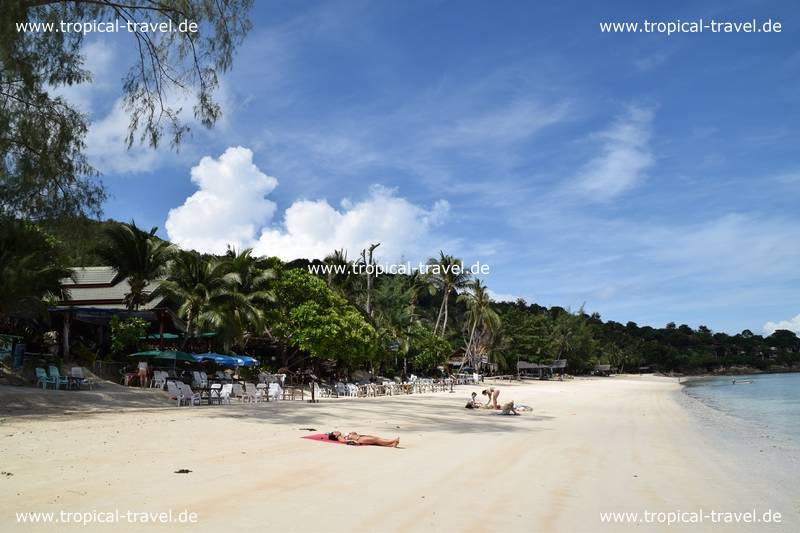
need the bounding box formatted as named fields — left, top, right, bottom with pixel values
left=496, top=401, right=533, bottom=415
left=328, top=431, right=399, bottom=447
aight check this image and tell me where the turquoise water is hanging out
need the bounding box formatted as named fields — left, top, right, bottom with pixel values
left=683, top=373, right=800, bottom=444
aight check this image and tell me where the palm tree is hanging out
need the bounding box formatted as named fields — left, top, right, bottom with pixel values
left=152, top=250, right=231, bottom=345
left=457, top=278, right=500, bottom=371
left=426, top=251, right=471, bottom=337
left=97, top=221, right=173, bottom=310
left=322, top=248, right=351, bottom=290
left=200, top=249, right=275, bottom=352
left=373, top=276, right=418, bottom=373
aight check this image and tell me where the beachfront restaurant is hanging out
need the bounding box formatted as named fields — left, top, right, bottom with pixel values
left=48, top=266, right=184, bottom=359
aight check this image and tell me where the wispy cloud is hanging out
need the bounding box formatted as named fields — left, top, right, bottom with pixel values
left=568, top=106, right=654, bottom=201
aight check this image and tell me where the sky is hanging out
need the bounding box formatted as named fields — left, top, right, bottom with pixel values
left=64, top=0, right=800, bottom=336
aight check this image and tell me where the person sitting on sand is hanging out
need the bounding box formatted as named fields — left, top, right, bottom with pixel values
left=327, top=431, right=399, bottom=447
left=482, top=387, right=500, bottom=409
left=497, top=401, right=534, bottom=415
left=465, top=392, right=481, bottom=409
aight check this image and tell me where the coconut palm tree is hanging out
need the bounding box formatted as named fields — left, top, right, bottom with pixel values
left=97, top=221, right=173, bottom=310
left=199, top=249, right=275, bottom=352
left=152, top=250, right=231, bottom=345
left=373, top=276, right=418, bottom=373
left=457, top=278, right=500, bottom=371
left=322, top=248, right=351, bottom=290
left=426, top=251, right=471, bottom=337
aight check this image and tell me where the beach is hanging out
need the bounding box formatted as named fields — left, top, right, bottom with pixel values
left=1, top=376, right=796, bottom=532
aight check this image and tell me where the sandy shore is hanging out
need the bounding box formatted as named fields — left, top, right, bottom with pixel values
left=0, top=376, right=796, bottom=532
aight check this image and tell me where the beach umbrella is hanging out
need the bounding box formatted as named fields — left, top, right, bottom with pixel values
left=231, top=355, right=259, bottom=367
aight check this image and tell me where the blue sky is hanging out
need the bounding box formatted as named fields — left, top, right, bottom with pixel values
left=69, top=0, right=800, bottom=335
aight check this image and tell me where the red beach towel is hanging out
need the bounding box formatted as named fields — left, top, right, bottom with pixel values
left=301, top=433, right=346, bottom=444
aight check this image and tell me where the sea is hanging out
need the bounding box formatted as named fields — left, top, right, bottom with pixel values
left=682, top=372, right=800, bottom=446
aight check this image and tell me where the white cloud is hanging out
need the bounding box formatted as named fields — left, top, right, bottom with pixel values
left=572, top=106, right=654, bottom=200
left=488, top=290, right=518, bottom=303
left=764, top=314, right=800, bottom=335
left=50, top=40, right=115, bottom=112
left=85, top=99, right=162, bottom=174
left=254, top=185, right=450, bottom=261
left=166, top=147, right=278, bottom=254
left=165, top=147, right=450, bottom=261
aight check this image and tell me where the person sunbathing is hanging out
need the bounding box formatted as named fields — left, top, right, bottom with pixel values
left=327, top=431, right=399, bottom=447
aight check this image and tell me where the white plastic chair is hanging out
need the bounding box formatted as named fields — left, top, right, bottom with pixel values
left=255, top=383, right=268, bottom=402
left=242, top=382, right=259, bottom=403
left=150, top=370, right=167, bottom=390
left=231, top=383, right=245, bottom=402
left=220, top=383, right=233, bottom=404
left=267, top=382, right=282, bottom=401
left=70, top=367, right=94, bottom=390
left=165, top=381, right=185, bottom=406
left=177, top=383, right=201, bottom=406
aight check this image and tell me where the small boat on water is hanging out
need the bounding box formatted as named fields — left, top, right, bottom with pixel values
left=732, top=379, right=753, bottom=384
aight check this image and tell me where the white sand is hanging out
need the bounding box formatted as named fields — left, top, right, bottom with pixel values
left=0, top=376, right=796, bottom=532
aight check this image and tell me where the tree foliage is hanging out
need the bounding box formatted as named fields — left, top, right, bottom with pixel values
left=0, top=218, right=71, bottom=321
left=1, top=0, right=252, bottom=219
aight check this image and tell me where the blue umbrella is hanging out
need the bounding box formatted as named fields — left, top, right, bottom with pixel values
left=193, top=353, right=258, bottom=367
left=231, top=355, right=259, bottom=367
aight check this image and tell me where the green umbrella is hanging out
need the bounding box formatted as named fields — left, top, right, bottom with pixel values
left=129, top=350, right=195, bottom=362
left=139, top=333, right=181, bottom=340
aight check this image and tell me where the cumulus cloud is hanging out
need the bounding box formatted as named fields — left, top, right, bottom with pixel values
left=572, top=106, right=654, bottom=200
left=166, top=147, right=450, bottom=261
left=166, top=147, right=278, bottom=254
left=764, top=314, right=800, bottom=335
left=254, top=185, right=449, bottom=261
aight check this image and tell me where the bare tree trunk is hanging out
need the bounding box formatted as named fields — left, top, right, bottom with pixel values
left=364, top=242, right=380, bottom=317
left=457, top=318, right=478, bottom=373
left=440, top=289, right=450, bottom=338
left=433, top=295, right=446, bottom=336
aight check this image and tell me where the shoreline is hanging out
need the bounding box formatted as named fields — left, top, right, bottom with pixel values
left=1, top=377, right=797, bottom=531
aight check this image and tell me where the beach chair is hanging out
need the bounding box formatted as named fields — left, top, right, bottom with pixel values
left=48, top=365, right=69, bottom=390
left=267, top=382, right=283, bottom=401
left=256, top=383, right=268, bottom=402
left=208, top=383, right=222, bottom=405
left=165, top=381, right=185, bottom=406
left=192, top=371, right=207, bottom=389
left=177, top=383, right=201, bottom=406
left=35, top=367, right=56, bottom=389
left=231, top=383, right=246, bottom=402
left=219, top=384, right=233, bottom=405
left=70, top=367, right=95, bottom=390
left=150, top=370, right=167, bottom=390
left=242, top=382, right=259, bottom=403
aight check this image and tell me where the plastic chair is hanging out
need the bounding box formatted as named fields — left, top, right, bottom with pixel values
left=35, top=367, right=56, bottom=389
